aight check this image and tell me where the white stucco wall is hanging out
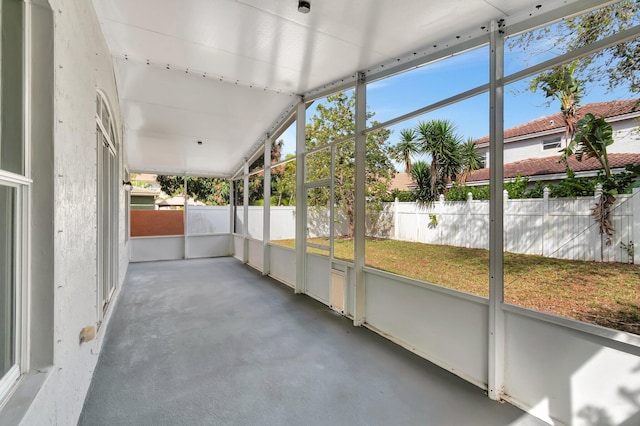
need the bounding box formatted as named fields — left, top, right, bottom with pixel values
left=478, top=117, right=640, bottom=165
left=19, top=0, right=128, bottom=424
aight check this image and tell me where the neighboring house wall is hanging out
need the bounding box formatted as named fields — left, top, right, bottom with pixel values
left=17, top=0, right=128, bottom=424
left=131, top=194, right=157, bottom=210
left=478, top=113, right=639, bottom=165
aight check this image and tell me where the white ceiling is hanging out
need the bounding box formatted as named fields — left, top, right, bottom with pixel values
left=92, top=0, right=588, bottom=177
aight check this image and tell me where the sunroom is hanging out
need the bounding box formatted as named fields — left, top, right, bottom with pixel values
left=0, top=0, right=639, bottom=425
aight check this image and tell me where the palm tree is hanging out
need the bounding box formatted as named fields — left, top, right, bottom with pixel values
left=410, top=161, right=433, bottom=203
left=458, top=138, right=484, bottom=183
left=561, top=113, right=615, bottom=250
left=440, top=136, right=462, bottom=186
left=561, top=113, right=613, bottom=177
left=530, top=61, right=584, bottom=145
left=391, top=128, right=420, bottom=173
left=416, top=119, right=463, bottom=196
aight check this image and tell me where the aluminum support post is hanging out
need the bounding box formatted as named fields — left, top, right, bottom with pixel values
left=488, top=19, right=506, bottom=401
left=263, top=136, right=271, bottom=275
left=295, top=101, right=307, bottom=294
left=229, top=179, right=234, bottom=256
left=243, top=161, right=249, bottom=263
left=633, top=188, right=640, bottom=265
left=353, top=72, right=367, bottom=326
left=183, top=175, right=188, bottom=259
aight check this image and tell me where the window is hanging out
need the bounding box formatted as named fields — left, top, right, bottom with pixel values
left=0, top=185, right=18, bottom=392
left=0, top=0, right=26, bottom=405
left=542, top=137, right=561, bottom=150
left=96, top=92, right=119, bottom=323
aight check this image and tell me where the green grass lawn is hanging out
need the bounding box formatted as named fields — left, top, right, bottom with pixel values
left=273, top=238, right=640, bottom=335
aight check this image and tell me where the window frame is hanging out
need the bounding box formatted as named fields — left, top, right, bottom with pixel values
left=0, top=169, right=30, bottom=408
left=95, top=91, right=119, bottom=326
left=0, top=0, right=29, bottom=407
left=542, top=136, right=562, bottom=151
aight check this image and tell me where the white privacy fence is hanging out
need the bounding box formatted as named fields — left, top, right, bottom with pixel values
left=232, top=206, right=297, bottom=241
left=391, top=188, right=640, bottom=263
left=186, top=206, right=230, bottom=235
left=186, top=187, right=640, bottom=263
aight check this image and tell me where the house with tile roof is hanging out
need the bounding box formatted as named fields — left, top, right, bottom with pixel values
left=467, top=99, right=640, bottom=185
left=389, top=172, right=416, bottom=192
left=130, top=186, right=161, bottom=210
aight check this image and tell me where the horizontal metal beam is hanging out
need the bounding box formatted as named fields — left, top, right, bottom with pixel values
left=304, top=134, right=355, bottom=157
left=302, top=77, right=357, bottom=103
left=304, top=178, right=331, bottom=188
left=364, top=34, right=490, bottom=85
left=365, top=83, right=490, bottom=134
left=306, top=243, right=330, bottom=251
left=231, top=98, right=301, bottom=177
left=269, top=156, right=296, bottom=169
left=504, top=0, right=621, bottom=39
left=503, top=24, right=640, bottom=87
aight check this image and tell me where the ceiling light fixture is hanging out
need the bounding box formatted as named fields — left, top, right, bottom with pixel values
left=298, top=1, right=310, bottom=14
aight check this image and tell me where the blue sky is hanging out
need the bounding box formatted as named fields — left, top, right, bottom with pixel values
left=277, top=40, right=635, bottom=163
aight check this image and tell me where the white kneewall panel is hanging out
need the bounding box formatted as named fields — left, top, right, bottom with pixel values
left=247, top=239, right=264, bottom=272
left=269, top=245, right=295, bottom=288
left=305, top=254, right=330, bottom=304
left=186, top=234, right=231, bottom=258
left=21, top=0, right=127, bottom=424
left=130, top=237, right=184, bottom=262
left=365, top=270, right=489, bottom=387
left=232, top=235, right=244, bottom=261
left=504, top=311, right=640, bottom=426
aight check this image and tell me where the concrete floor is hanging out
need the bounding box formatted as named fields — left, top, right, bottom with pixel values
left=79, top=257, right=546, bottom=426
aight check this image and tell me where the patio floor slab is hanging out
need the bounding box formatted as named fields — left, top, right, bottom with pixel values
left=79, top=257, right=546, bottom=426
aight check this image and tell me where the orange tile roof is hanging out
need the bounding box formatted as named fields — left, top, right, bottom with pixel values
left=476, top=99, right=640, bottom=145
left=389, top=172, right=416, bottom=191
left=467, top=153, right=640, bottom=182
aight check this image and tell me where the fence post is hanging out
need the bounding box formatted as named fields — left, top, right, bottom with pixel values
left=393, top=197, right=400, bottom=240
left=633, top=187, right=640, bottom=264
left=414, top=201, right=419, bottom=242
left=503, top=190, right=509, bottom=252
left=466, top=192, right=473, bottom=248
left=542, top=187, right=550, bottom=256
left=595, top=183, right=603, bottom=262
left=438, top=194, right=445, bottom=245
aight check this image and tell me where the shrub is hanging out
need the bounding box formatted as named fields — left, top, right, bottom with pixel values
left=393, top=190, right=416, bottom=202
left=445, top=183, right=490, bottom=201
left=504, top=175, right=529, bottom=199
left=525, top=181, right=546, bottom=198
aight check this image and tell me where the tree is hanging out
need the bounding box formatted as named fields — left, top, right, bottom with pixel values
left=561, top=113, right=614, bottom=177
left=530, top=61, right=584, bottom=143
left=305, top=92, right=395, bottom=237
left=410, top=161, right=433, bottom=203
left=391, top=128, right=420, bottom=173
left=510, top=1, right=640, bottom=93
left=156, top=176, right=230, bottom=205
left=271, top=154, right=296, bottom=206
left=561, top=113, right=616, bottom=249
left=458, top=138, right=484, bottom=184
left=416, top=119, right=463, bottom=197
